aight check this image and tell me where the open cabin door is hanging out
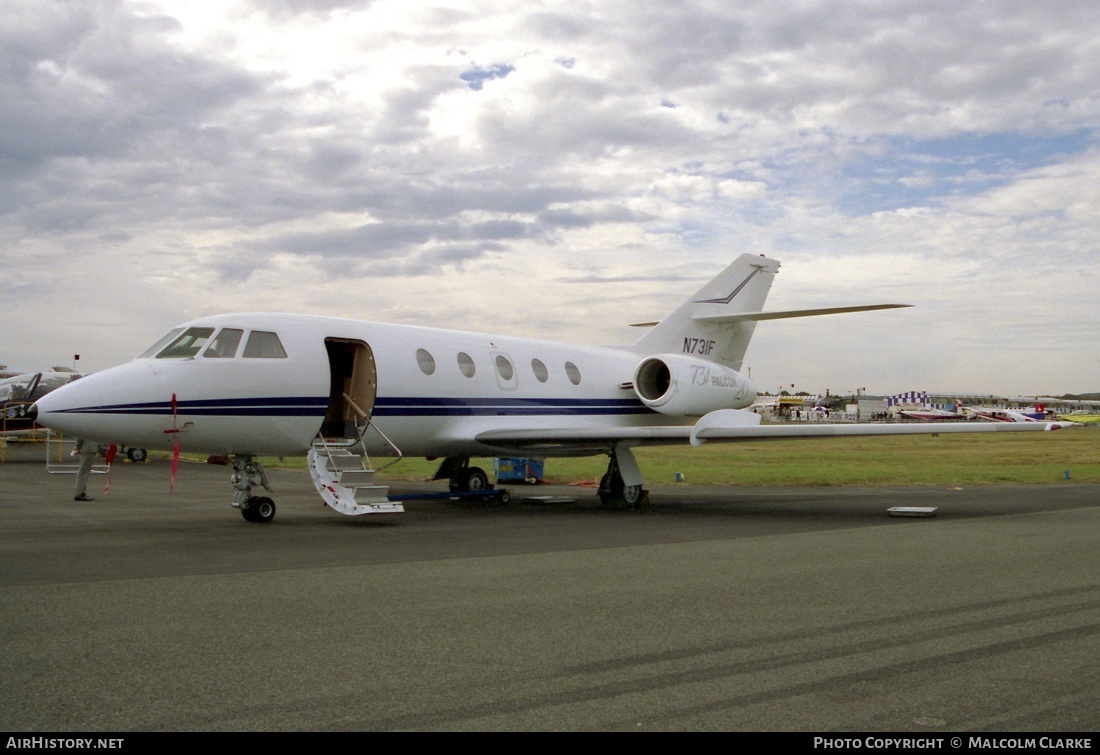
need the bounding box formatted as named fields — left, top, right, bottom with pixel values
left=309, top=339, right=402, bottom=516
left=322, top=339, right=377, bottom=440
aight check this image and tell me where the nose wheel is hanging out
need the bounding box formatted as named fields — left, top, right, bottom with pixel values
left=232, top=455, right=276, bottom=523
left=241, top=496, right=276, bottom=523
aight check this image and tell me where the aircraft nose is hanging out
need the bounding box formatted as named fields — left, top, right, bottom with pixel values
left=32, top=361, right=172, bottom=447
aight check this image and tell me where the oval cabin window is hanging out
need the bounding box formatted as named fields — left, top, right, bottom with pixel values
left=531, top=359, right=549, bottom=383
left=416, top=349, right=436, bottom=376
left=457, top=352, right=476, bottom=378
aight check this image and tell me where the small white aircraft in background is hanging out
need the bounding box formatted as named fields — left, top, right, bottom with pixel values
left=1, top=368, right=84, bottom=437
left=31, top=254, right=1067, bottom=523
left=963, top=405, right=1049, bottom=423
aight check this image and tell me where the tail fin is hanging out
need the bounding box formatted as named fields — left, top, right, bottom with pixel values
left=631, top=254, right=780, bottom=371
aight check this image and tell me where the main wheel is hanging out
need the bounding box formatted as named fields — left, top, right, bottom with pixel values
left=452, top=466, right=490, bottom=493
left=597, top=468, right=644, bottom=509
left=465, top=467, right=489, bottom=492
left=126, top=447, right=147, bottom=463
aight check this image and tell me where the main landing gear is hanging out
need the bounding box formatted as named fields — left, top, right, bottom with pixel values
left=231, top=455, right=276, bottom=523
left=436, top=450, right=648, bottom=509
left=431, top=457, right=509, bottom=504
left=435, top=457, right=491, bottom=493
left=598, top=445, right=649, bottom=509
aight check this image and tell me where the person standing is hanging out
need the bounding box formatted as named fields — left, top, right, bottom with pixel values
left=72, top=438, right=96, bottom=501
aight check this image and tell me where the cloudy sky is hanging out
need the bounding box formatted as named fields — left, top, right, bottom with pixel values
left=3, top=0, right=1098, bottom=396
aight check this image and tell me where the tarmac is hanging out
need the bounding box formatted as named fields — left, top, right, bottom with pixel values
left=1, top=451, right=1098, bottom=732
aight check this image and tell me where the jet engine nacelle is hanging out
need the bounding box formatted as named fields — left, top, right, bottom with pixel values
left=633, top=354, right=757, bottom=417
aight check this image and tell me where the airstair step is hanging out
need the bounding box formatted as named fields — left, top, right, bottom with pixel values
left=352, top=486, right=392, bottom=504
left=327, top=454, right=368, bottom=471
left=337, top=469, right=377, bottom=487
left=312, top=437, right=359, bottom=448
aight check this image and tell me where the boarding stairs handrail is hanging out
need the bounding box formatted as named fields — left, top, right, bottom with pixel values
left=340, top=392, right=404, bottom=473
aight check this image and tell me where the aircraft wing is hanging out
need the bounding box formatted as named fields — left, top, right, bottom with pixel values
left=474, top=409, right=1068, bottom=454
left=688, top=409, right=1068, bottom=446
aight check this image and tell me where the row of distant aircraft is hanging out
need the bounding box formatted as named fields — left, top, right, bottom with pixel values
left=26, top=254, right=1072, bottom=523
left=899, top=404, right=1053, bottom=422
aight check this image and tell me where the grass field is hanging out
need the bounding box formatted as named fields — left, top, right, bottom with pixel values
left=253, top=426, right=1099, bottom=487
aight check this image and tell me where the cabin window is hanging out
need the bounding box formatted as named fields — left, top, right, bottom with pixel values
left=155, top=327, right=216, bottom=359
left=565, top=361, right=582, bottom=385
left=138, top=328, right=184, bottom=359
left=243, top=331, right=288, bottom=359
left=531, top=358, right=549, bottom=383
left=203, top=328, right=244, bottom=359
left=457, top=352, right=476, bottom=378
left=495, top=355, right=514, bottom=381
left=416, top=349, right=436, bottom=376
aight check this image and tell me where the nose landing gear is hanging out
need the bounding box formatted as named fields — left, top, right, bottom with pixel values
left=231, top=455, right=276, bottom=523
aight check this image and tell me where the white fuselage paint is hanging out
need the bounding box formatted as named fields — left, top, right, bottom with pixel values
left=34, top=313, right=753, bottom=459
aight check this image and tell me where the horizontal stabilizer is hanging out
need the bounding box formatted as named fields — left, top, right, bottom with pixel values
left=693, top=303, right=912, bottom=325
left=632, top=303, right=912, bottom=328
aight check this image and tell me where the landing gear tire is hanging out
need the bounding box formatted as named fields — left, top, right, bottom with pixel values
left=242, top=496, right=276, bottom=523
left=465, top=467, right=489, bottom=492
left=451, top=466, right=489, bottom=493
left=126, top=447, right=147, bottom=463
left=231, top=455, right=274, bottom=522
left=598, top=463, right=646, bottom=509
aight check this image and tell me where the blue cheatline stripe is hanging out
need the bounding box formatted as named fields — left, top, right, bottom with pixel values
left=57, top=396, right=330, bottom=417
left=53, top=396, right=654, bottom=418
left=373, top=396, right=650, bottom=417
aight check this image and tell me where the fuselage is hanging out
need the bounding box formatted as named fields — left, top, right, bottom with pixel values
left=32, top=313, right=758, bottom=459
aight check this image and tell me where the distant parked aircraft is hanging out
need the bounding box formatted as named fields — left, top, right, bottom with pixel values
left=1, top=369, right=84, bottom=437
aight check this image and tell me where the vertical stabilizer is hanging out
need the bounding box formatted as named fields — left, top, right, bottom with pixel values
left=631, top=254, right=779, bottom=371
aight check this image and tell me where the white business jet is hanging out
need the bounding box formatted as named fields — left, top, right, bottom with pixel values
left=30, top=254, right=1064, bottom=523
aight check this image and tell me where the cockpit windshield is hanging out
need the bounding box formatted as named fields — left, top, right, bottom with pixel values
left=139, top=326, right=287, bottom=359
left=137, top=329, right=184, bottom=359
left=153, top=327, right=216, bottom=359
